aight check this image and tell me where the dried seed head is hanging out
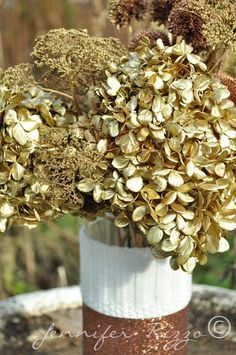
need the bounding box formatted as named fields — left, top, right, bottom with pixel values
left=149, top=0, right=176, bottom=23
left=108, top=0, right=147, bottom=28
left=167, top=0, right=208, bottom=52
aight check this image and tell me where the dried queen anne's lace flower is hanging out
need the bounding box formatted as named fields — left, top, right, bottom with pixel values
left=86, top=38, right=236, bottom=272
left=0, top=63, right=36, bottom=92
left=31, top=28, right=127, bottom=108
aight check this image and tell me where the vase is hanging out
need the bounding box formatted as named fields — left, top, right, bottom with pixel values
left=80, top=218, right=192, bottom=355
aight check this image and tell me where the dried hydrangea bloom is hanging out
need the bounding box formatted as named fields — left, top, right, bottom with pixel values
left=0, top=86, right=106, bottom=232
left=129, top=29, right=169, bottom=51
left=108, top=0, right=147, bottom=28
left=87, top=38, right=236, bottom=272
left=167, top=0, right=208, bottom=52
left=0, top=86, right=66, bottom=232
left=217, top=74, right=236, bottom=105
left=149, top=0, right=176, bottom=23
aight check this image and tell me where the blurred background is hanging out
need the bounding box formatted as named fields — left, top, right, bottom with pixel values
left=0, top=0, right=235, bottom=299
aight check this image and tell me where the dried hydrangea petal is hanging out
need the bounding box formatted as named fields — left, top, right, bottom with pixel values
left=147, top=226, right=164, bottom=244
left=168, top=171, right=184, bottom=187
left=126, top=176, right=143, bottom=192
left=0, top=202, right=15, bottom=218
left=115, top=213, right=130, bottom=227
left=132, top=206, right=147, bottom=222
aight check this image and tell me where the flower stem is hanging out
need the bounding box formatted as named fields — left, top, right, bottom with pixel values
left=39, top=87, right=73, bottom=101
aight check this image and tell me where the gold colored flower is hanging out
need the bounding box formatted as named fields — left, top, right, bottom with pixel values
left=88, top=38, right=236, bottom=272
left=0, top=86, right=106, bottom=233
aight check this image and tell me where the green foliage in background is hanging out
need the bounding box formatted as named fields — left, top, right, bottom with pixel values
left=194, top=234, right=235, bottom=289
left=0, top=215, right=81, bottom=298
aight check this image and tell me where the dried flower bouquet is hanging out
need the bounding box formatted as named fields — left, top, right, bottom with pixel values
left=0, top=0, right=236, bottom=273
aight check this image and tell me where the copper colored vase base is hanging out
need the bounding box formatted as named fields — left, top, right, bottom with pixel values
left=83, top=304, right=189, bottom=355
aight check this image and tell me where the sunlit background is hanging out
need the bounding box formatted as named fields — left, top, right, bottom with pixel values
left=0, top=0, right=235, bottom=299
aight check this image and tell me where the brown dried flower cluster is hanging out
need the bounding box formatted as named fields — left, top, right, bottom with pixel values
left=0, top=86, right=106, bottom=233
left=86, top=38, right=236, bottom=272
left=167, top=0, right=208, bottom=52
left=108, top=0, right=147, bottom=28
left=149, top=0, right=176, bottom=23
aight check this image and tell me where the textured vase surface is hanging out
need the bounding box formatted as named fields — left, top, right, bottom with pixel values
left=80, top=219, right=192, bottom=354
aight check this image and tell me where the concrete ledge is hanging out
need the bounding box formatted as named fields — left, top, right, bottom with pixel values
left=0, top=284, right=235, bottom=318
left=0, top=286, right=82, bottom=318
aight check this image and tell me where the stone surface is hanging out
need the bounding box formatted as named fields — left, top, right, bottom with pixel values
left=0, top=285, right=235, bottom=354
